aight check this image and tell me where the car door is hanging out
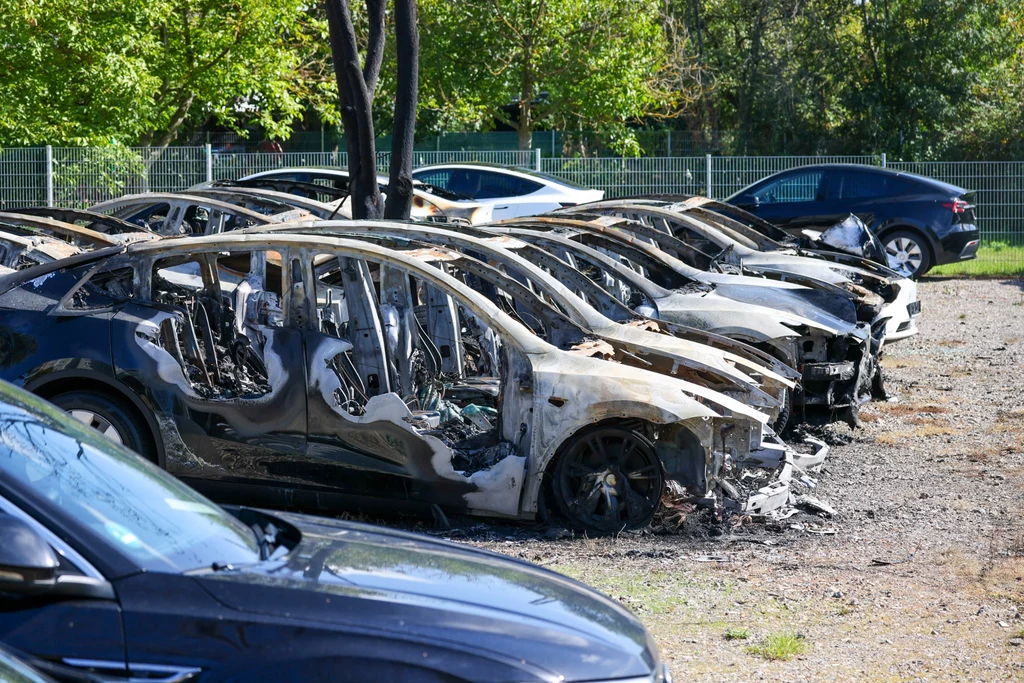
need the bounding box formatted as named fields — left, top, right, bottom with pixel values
left=474, top=171, right=547, bottom=218
left=110, top=247, right=309, bottom=491
left=741, top=168, right=828, bottom=234
left=0, top=504, right=126, bottom=675
left=300, top=251, right=414, bottom=502
left=823, top=169, right=889, bottom=230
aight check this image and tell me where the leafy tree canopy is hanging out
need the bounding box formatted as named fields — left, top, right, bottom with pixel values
left=416, top=0, right=686, bottom=153
left=0, top=0, right=336, bottom=147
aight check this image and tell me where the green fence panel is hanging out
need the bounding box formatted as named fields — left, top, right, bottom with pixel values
left=0, top=148, right=47, bottom=209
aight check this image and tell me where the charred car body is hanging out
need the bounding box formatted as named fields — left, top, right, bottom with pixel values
left=90, top=193, right=307, bottom=236
left=0, top=233, right=804, bottom=531
left=233, top=168, right=494, bottom=224
left=559, top=200, right=921, bottom=344
left=478, top=220, right=879, bottom=426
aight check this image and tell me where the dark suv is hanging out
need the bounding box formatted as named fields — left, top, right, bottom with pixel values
left=726, top=164, right=979, bottom=277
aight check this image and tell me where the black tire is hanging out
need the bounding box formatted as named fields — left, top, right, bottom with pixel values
left=882, top=229, right=932, bottom=278
left=550, top=426, right=663, bottom=534
left=773, top=387, right=792, bottom=434
left=50, top=391, right=156, bottom=462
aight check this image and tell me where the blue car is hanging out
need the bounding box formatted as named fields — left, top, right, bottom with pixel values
left=0, top=380, right=669, bottom=682
left=727, top=164, right=980, bottom=277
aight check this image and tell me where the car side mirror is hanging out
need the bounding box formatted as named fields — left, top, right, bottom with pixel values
left=0, top=516, right=116, bottom=602
left=734, top=194, right=760, bottom=210
left=0, top=516, right=59, bottom=595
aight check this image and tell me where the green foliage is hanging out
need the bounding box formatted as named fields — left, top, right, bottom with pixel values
left=745, top=631, right=807, bottom=660
left=724, top=627, right=750, bottom=640
left=0, top=0, right=335, bottom=147
left=417, top=0, right=682, bottom=153
left=670, top=0, right=1024, bottom=159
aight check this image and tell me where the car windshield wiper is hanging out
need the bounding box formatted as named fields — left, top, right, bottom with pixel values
left=250, top=521, right=281, bottom=561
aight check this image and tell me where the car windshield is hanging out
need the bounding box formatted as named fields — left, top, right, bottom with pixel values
left=0, top=392, right=261, bottom=573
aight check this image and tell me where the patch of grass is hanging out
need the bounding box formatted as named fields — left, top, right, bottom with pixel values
left=724, top=627, right=750, bottom=641
left=880, top=403, right=948, bottom=417
left=745, top=631, right=807, bottom=661
left=880, top=356, right=928, bottom=369
left=930, top=244, right=1024, bottom=277
left=876, top=424, right=954, bottom=444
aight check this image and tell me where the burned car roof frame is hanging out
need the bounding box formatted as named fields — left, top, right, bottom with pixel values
left=7, top=206, right=153, bottom=237
left=0, top=212, right=119, bottom=250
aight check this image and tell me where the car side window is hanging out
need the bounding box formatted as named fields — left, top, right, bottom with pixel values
left=752, top=171, right=824, bottom=204
left=413, top=170, right=453, bottom=190
left=71, top=266, right=135, bottom=310
left=474, top=171, right=544, bottom=199
left=447, top=169, right=483, bottom=198
left=828, top=171, right=887, bottom=200
left=140, top=249, right=286, bottom=399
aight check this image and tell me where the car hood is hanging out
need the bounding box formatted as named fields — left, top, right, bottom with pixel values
left=197, top=514, right=656, bottom=682
left=737, top=249, right=892, bottom=295
left=653, top=289, right=852, bottom=340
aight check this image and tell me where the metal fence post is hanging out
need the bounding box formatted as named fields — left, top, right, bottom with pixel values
left=45, top=145, right=54, bottom=207
left=205, top=144, right=213, bottom=183
left=535, top=148, right=542, bottom=172
left=880, top=152, right=887, bottom=168
left=705, top=153, right=712, bottom=198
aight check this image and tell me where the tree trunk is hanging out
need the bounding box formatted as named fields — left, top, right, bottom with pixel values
left=384, top=0, right=419, bottom=220
left=326, top=0, right=382, bottom=219
left=517, top=103, right=533, bottom=151
left=517, top=69, right=534, bottom=151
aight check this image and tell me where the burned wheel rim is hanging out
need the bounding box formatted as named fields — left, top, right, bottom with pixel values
left=554, top=428, right=663, bottom=533
left=69, top=410, right=125, bottom=445
left=885, top=236, right=924, bottom=276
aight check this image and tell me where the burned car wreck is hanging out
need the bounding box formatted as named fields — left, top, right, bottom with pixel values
left=559, top=200, right=921, bottom=344
left=0, top=232, right=818, bottom=532
left=90, top=193, right=307, bottom=236
left=477, top=220, right=879, bottom=426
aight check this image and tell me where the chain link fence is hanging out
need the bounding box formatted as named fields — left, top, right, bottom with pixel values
left=0, top=146, right=1020, bottom=273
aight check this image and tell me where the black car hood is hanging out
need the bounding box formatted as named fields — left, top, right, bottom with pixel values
left=196, top=512, right=656, bottom=682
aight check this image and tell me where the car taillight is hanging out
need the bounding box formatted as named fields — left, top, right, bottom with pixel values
left=941, top=199, right=970, bottom=213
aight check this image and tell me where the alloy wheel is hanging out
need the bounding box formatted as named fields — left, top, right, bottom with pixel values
left=885, top=235, right=924, bottom=277
left=555, top=428, right=663, bottom=532
left=69, top=409, right=125, bottom=445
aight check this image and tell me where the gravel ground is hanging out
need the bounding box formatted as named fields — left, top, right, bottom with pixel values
left=419, top=278, right=1024, bottom=682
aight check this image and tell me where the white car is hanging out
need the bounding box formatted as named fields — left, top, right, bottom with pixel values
left=411, top=163, right=604, bottom=220
left=237, top=167, right=493, bottom=224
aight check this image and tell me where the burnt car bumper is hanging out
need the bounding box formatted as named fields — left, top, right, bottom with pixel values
left=797, top=331, right=875, bottom=426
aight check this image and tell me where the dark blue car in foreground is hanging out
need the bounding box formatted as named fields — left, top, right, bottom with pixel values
left=0, top=381, right=668, bottom=683
left=727, top=164, right=980, bottom=277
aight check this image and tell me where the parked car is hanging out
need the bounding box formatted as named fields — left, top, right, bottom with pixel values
left=0, top=379, right=670, bottom=682
left=237, top=167, right=494, bottom=224
left=487, top=221, right=880, bottom=427
left=90, top=193, right=304, bottom=235
left=560, top=200, right=921, bottom=344
left=0, top=212, right=140, bottom=275
left=725, top=164, right=980, bottom=277
left=411, top=163, right=604, bottom=220
left=8, top=207, right=158, bottom=239
left=259, top=221, right=838, bottom=480
left=187, top=184, right=343, bottom=219
left=0, top=232, right=783, bottom=532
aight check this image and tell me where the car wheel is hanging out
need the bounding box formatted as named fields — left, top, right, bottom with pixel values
left=551, top=426, right=663, bottom=533
left=883, top=230, right=932, bottom=278
left=50, top=391, right=156, bottom=462
left=772, top=388, right=792, bottom=434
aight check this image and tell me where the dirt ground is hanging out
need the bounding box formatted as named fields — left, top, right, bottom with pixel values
left=427, top=278, right=1024, bottom=682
